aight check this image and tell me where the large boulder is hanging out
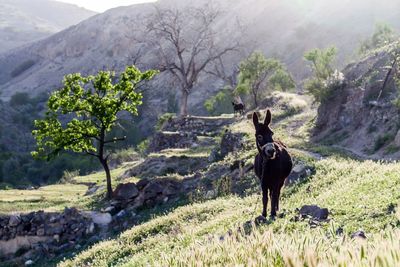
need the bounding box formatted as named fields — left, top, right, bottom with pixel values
left=299, top=205, right=329, bottom=220
left=113, top=183, right=139, bottom=200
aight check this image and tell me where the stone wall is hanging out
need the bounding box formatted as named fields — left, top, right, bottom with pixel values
left=0, top=207, right=99, bottom=261
left=162, top=116, right=235, bottom=135
left=147, top=131, right=198, bottom=152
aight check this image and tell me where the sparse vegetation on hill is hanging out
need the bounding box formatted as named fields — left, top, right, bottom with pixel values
left=56, top=96, right=400, bottom=267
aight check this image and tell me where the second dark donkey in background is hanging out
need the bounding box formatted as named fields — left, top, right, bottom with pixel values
left=253, top=110, right=293, bottom=217
left=232, top=102, right=245, bottom=116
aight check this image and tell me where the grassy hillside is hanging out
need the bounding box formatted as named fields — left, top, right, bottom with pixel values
left=0, top=166, right=132, bottom=214
left=58, top=157, right=400, bottom=266
left=2, top=93, right=400, bottom=266
left=54, top=94, right=399, bottom=266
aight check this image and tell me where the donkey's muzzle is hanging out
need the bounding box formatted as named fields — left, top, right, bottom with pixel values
left=262, top=143, right=276, bottom=160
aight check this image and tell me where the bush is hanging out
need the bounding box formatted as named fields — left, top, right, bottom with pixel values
left=305, top=70, right=345, bottom=103
left=204, top=89, right=233, bottom=116
left=137, top=139, right=150, bottom=156
left=110, top=148, right=139, bottom=166
left=156, top=113, right=175, bottom=131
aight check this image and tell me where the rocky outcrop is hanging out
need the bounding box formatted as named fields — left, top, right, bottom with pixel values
left=120, top=155, right=208, bottom=179
left=313, top=45, right=400, bottom=159
left=147, top=131, right=198, bottom=152
left=162, top=116, right=235, bottom=136
left=209, top=130, right=245, bottom=162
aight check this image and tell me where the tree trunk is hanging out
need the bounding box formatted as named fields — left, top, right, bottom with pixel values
left=252, top=89, right=258, bottom=108
left=98, top=127, right=112, bottom=199
left=100, top=159, right=113, bottom=199
left=180, top=89, right=189, bottom=117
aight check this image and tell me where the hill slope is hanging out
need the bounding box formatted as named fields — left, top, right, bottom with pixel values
left=0, top=0, right=96, bottom=53
left=2, top=93, right=399, bottom=266
left=1, top=0, right=400, bottom=109
left=54, top=97, right=400, bottom=267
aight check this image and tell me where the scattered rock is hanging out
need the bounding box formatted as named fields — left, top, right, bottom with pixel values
left=143, top=181, right=164, bottom=199
left=116, top=210, right=126, bottom=218
left=25, top=260, right=34, bottom=266
left=351, top=230, right=367, bottom=239
left=113, top=183, right=139, bottom=200
left=205, top=190, right=216, bottom=199
left=87, top=212, right=112, bottom=226
left=254, top=215, right=268, bottom=225
left=85, top=185, right=105, bottom=196
left=336, top=226, right=344, bottom=235
left=8, top=215, right=21, bottom=227
left=299, top=205, right=329, bottom=220
left=285, top=163, right=313, bottom=186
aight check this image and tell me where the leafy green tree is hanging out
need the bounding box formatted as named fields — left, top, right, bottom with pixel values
left=32, top=66, right=157, bottom=199
left=359, top=23, right=397, bottom=55
left=204, top=88, right=233, bottom=116
left=236, top=52, right=290, bottom=107
left=303, top=46, right=339, bottom=103
left=268, top=68, right=296, bottom=92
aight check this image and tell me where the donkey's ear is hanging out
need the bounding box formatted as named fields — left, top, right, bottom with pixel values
left=252, top=112, right=259, bottom=127
left=264, top=109, right=272, bottom=126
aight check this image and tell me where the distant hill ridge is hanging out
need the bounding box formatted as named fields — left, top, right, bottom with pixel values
left=0, top=0, right=96, bottom=53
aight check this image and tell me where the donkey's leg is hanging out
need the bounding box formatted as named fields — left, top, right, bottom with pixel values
left=270, top=190, right=278, bottom=217
left=261, top=180, right=268, bottom=217
left=275, top=189, right=281, bottom=211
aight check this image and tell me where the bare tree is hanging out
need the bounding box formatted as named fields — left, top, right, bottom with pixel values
left=145, top=3, right=237, bottom=116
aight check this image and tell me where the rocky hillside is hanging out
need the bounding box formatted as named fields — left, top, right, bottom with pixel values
left=313, top=42, right=400, bottom=159
left=1, top=0, right=400, bottom=110
left=0, top=0, right=96, bottom=53
left=2, top=93, right=400, bottom=266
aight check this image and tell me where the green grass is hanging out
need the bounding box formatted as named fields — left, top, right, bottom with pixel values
left=0, top=165, right=135, bottom=214
left=149, top=146, right=213, bottom=158
left=5, top=93, right=400, bottom=266
left=58, top=96, right=400, bottom=266
left=59, top=156, right=400, bottom=267
left=0, top=184, right=88, bottom=213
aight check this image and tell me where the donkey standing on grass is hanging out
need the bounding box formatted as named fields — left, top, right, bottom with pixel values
left=253, top=110, right=293, bottom=218
left=232, top=102, right=245, bottom=116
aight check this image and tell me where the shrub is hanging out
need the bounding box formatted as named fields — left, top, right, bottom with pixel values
left=204, top=89, right=233, bottom=116
left=137, top=139, right=150, bottom=156
left=156, top=113, right=175, bottom=131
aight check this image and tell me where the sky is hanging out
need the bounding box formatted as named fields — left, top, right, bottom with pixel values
left=56, top=0, right=157, bottom=12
